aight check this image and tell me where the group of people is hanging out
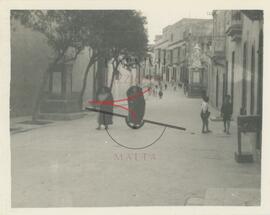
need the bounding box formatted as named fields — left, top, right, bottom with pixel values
left=93, top=85, right=233, bottom=134
left=149, top=84, right=163, bottom=99
left=95, top=85, right=146, bottom=130
left=200, top=94, right=233, bottom=134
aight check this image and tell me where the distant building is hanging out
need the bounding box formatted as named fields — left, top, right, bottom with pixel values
left=153, top=18, right=212, bottom=96
left=209, top=10, right=227, bottom=108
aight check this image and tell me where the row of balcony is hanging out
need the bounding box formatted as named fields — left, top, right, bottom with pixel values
left=211, top=11, right=243, bottom=62
left=155, top=11, right=243, bottom=66
left=210, top=36, right=226, bottom=60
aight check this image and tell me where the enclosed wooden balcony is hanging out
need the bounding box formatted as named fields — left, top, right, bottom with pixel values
left=226, top=11, right=243, bottom=42
left=211, top=36, right=226, bottom=60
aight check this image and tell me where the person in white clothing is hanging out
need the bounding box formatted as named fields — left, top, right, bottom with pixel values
left=200, top=96, right=211, bottom=133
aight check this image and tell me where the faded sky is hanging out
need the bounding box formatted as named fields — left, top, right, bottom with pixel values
left=141, top=9, right=212, bottom=44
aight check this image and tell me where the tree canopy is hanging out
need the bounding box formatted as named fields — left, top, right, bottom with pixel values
left=11, top=10, right=148, bottom=65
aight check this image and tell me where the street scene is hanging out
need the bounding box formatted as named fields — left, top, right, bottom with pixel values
left=10, top=10, right=263, bottom=207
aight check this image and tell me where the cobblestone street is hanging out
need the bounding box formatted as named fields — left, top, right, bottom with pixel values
left=11, top=88, right=261, bottom=207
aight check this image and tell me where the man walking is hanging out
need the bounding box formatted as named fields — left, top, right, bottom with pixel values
left=221, top=95, right=233, bottom=134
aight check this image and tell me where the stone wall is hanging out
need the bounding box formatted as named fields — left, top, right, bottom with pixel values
left=10, top=20, right=95, bottom=117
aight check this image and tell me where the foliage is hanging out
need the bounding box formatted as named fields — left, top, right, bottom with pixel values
left=11, top=10, right=85, bottom=60
left=11, top=10, right=149, bottom=111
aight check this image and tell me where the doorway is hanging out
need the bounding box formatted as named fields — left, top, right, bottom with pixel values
left=216, top=70, right=219, bottom=108
left=231, top=51, right=235, bottom=111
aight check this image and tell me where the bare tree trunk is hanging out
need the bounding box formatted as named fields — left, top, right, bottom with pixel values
left=109, top=60, right=120, bottom=90
left=79, top=58, right=96, bottom=109
left=138, top=64, right=141, bottom=84
left=92, top=61, right=97, bottom=101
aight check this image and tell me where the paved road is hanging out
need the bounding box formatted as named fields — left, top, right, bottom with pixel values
left=11, top=88, right=261, bottom=207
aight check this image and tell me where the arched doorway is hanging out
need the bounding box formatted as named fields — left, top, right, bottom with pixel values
left=231, top=51, right=235, bottom=112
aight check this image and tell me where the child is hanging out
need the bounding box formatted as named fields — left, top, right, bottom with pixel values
left=221, top=95, right=233, bottom=134
left=164, top=84, right=167, bottom=90
left=200, top=96, right=211, bottom=133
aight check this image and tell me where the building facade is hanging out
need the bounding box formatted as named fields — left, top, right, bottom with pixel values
left=10, top=19, right=96, bottom=117
left=209, top=10, right=263, bottom=117
left=153, top=18, right=212, bottom=96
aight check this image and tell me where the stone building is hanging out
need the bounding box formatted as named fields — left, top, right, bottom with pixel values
left=153, top=18, right=212, bottom=96
left=10, top=19, right=96, bottom=118
left=209, top=10, right=263, bottom=117
left=181, top=19, right=212, bottom=97
left=208, top=10, right=227, bottom=108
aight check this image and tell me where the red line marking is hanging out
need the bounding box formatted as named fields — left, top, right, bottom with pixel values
left=88, top=87, right=149, bottom=120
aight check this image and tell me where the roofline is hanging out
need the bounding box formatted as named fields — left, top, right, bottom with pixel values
left=154, top=39, right=169, bottom=47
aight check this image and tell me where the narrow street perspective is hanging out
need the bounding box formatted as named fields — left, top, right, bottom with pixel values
left=11, top=87, right=260, bottom=207
left=9, top=10, right=263, bottom=207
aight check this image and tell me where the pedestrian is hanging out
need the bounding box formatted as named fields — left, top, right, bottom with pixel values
left=200, top=95, right=211, bottom=133
left=154, top=85, right=158, bottom=97
left=158, top=89, right=163, bottom=99
left=126, top=86, right=145, bottom=126
left=221, top=95, right=233, bottom=134
left=164, top=83, right=167, bottom=90
left=96, top=86, right=113, bottom=130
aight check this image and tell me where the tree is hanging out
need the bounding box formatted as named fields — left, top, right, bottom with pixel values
left=76, top=10, right=148, bottom=108
left=12, top=10, right=149, bottom=113
left=100, top=10, right=148, bottom=90
left=11, top=10, right=85, bottom=121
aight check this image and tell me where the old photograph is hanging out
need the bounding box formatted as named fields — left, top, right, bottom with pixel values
left=9, top=9, right=263, bottom=207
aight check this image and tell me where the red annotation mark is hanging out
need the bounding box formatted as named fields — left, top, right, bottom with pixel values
left=88, top=87, right=150, bottom=120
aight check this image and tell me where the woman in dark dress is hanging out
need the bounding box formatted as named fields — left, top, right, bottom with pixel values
left=96, top=86, right=113, bottom=130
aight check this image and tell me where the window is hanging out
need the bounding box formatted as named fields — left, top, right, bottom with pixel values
left=170, top=34, right=173, bottom=42
left=173, top=67, right=177, bottom=81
